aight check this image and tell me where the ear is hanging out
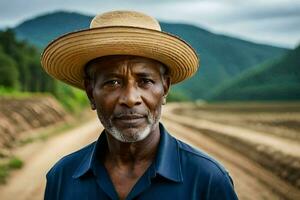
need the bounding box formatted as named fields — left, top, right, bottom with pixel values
left=162, top=75, right=171, bottom=98
left=84, top=78, right=96, bottom=110
left=161, top=76, right=170, bottom=105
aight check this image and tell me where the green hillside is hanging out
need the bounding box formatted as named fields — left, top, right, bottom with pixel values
left=209, top=45, right=300, bottom=101
left=14, top=11, right=288, bottom=99
left=0, top=29, right=55, bottom=92
left=0, top=29, right=88, bottom=112
left=15, top=11, right=91, bottom=48
left=159, top=23, right=289, bottom=99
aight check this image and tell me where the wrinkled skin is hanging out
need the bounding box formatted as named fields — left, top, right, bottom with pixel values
left=84, top=55, right=170, bottom=143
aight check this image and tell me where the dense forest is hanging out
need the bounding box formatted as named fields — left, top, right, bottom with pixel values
left=0, top=29, right=87, bottom=112
left=0, top=29, right=55, bottom=92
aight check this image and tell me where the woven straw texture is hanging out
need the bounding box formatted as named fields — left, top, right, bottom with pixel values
left=41, top=11, right=199, bottom=89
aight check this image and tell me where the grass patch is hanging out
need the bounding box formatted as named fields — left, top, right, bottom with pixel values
left=8, top=157, right=23, bottom=169
left=0, top=165, right=9, bottom=184
left=0, top=85, right=89, bottom=114
left=0, top=156, right=23, bottom=184
left=54, top=84, right=89, bottom=113
left=0, top=111, right=92, bottom=184
left=0, top=86, right=45, bottom=99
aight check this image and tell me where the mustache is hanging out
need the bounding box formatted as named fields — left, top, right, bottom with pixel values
left=113, top=109, right=149, bottom=119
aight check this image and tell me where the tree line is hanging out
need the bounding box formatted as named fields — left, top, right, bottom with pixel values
left=0, top=29, right=57, bottom=93
left=0, top=29, right=89, bottom=112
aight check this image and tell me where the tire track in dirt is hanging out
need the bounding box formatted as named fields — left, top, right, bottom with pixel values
left=0, top=105, right=299, bottom=200
left=0, top=118, right=102, bottom=200
left=161, top=104, right=300, bottom=200
left=162, top=118, right=285, bottom=199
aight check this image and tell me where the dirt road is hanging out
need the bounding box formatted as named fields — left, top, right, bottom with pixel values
left=162, top=118, right=299, bottom=200
left=0, top=106, right=299, bottom=200
left=0, top=118, right=102, bottom=200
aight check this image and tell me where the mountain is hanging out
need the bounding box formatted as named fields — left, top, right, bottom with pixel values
left=14, top=11, right=91, bottom=48
left=208, top=45, right=300, bottom=101
left=13, top=11, right=288, bottom=99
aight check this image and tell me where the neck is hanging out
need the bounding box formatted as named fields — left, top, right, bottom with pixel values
left=104, top=124, right=161, bottom=167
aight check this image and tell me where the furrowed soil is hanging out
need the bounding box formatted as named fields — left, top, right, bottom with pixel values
left=0, top=103, right=299, bottom=200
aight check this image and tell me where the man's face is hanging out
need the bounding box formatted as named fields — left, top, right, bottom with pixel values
left=85, top=55, right=170, bottom=143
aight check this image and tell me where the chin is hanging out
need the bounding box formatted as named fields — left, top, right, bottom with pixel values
left=109, top=125, right=152, bottom=143
left=98, top=111, right=160, bottom=143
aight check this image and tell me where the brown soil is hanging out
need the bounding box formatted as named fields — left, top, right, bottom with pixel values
left=162, top=119, right=286, bottom=200
left=0, top=104, right=299, bottom=200
left=0, top=116, right=101, bottom=200
left=167, top=103, right=300, bottom=189
left=176, top=102, right=300, bottom=141
left=0, top=96, right=69, bottom=151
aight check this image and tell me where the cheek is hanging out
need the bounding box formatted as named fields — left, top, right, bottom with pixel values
left=141, top=86, right=164, bottom=111
left=93, top=89, right=119, bottom=113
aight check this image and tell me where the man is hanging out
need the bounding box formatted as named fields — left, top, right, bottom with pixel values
left=42, top=10, right=238, bottom=200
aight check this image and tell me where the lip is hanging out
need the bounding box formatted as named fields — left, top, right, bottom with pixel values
left=116, top=114, right=144, bottom=119
left=114, top=114, right=145, bottom=125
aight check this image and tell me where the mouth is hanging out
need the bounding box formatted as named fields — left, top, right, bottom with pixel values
left=113, top=114, right=146, bottom=126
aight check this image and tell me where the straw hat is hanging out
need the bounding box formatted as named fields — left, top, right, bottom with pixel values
left=41, top=10, right=199, bottom=89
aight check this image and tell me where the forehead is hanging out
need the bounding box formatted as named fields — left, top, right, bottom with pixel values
left=86, top=55, right=163, bottom=77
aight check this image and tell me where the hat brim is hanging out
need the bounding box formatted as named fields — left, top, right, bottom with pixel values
left=41, top=26, right=199, bottom=89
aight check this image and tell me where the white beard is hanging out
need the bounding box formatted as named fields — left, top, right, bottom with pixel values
left=98, top=109, right=161, bottom=143
left=107, top=124, right=151, bottom=142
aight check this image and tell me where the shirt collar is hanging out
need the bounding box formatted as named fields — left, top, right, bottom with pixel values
left=72, top=123, right=183, bottom=183
left=72, top=131, right=106, bottom=179
left=153, top=123, right=183, bottom=182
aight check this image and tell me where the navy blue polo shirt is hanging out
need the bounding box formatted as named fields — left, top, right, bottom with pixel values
left=44, top=123, right=238, bottom=200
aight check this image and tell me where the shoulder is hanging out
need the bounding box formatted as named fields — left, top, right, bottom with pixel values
left=175, top=138, right=238, bottom=199
left=44, top=141, right=96, bottom=200
left=46, top=141, right=95, bottom=179
left=176, top=138, right=228, bottom=176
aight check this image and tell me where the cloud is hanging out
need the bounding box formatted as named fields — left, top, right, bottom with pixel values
left=0, top=0, right=299, bottom=47
left=150, top=0, right=300, bottom=47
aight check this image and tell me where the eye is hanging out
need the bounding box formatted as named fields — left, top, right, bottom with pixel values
left=103, top=80, right=121, bottom=88
left=139, top=78, right=154, bottom=86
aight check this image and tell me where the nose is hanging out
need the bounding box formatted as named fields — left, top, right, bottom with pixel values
left=119, top=81, right=142, bottom=108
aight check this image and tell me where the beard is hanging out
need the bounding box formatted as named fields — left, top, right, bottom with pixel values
left=97, top=108, right=161, bottom=143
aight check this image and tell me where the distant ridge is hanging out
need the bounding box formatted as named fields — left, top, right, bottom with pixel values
left=13, top=11, right=288, bottom=99
left=15, top=11, right=91, bottom=47
left=209, top=45, right=300, bottom=101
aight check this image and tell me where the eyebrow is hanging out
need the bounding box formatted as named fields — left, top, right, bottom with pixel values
left=135, top=72, right=156, bottom=77
left=102, top=72, right=122, bottom=77
left=101, top=71, right=157, bottom=78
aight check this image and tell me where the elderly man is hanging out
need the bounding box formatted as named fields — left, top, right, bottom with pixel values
left=42, top=11, right=238, bottom=200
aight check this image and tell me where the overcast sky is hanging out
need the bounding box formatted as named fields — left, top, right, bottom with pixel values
left=0, top=0, right=299, bottom=48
